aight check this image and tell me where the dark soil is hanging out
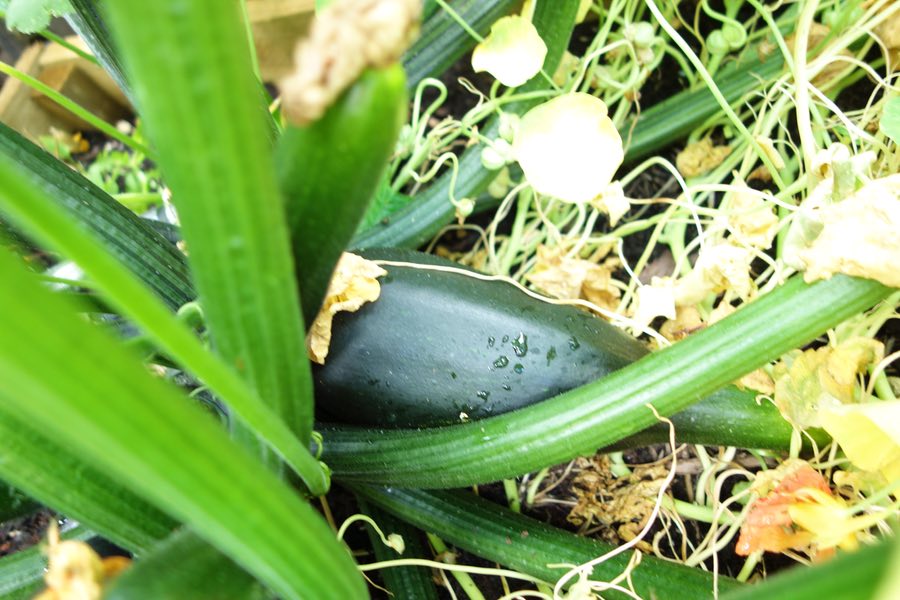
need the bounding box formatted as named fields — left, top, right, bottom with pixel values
left=0, top=509, right=53, bottom=558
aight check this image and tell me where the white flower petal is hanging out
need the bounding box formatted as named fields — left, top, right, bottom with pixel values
left=512, top=93, right=623, bottom=203
left=472, top=16, right=547, bottom=87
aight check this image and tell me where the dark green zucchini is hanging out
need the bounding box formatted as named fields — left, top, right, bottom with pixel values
left=314, top=248, right=648, bottom=426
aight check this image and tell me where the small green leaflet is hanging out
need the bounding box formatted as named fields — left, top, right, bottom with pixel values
left=879, top=97, right=900, bottom=144
left=1, top=0, right=71, bottom=33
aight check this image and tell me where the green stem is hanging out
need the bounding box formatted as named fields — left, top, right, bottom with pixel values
left=0, top=60, right=150, bottom=156
left=428, top=533, right=486, bottom=600
left=503, top=478, right=521, bottom=513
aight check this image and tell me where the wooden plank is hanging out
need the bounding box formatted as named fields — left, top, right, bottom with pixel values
left=35, top=60, right=130, bottom=129
left=0, top=44, right=72, bottom=142
left=39, top=35, right=130, bottom=108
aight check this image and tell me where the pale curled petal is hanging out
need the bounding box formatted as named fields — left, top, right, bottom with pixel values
left=726, top=184, right=779, bottom=249
left=513, top=93, right=623, bottom=203
left=797, top=175, right=900, bottom=287
left=772, top=338, right=883, bottom=429
left=633, top=278, right=676, bottom=329
left=821, top=401, right=900, bottom=482
left=307, top=253, right=387, bottom=364
left=472, top=15, right=547, bottom=87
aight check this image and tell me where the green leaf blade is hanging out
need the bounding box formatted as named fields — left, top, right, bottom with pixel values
left=0, top=122, right=193, bottom=310
left=100, top=0, right=315, bottom=449
left=0, top=152, right=326, bottom=494
left=105, top=530, right=264, bottom=600
left=0, top=412, right=175, bottom=552
left=0, top=249, right=365, bottom=599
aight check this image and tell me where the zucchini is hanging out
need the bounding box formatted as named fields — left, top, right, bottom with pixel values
left=314, top=248, right=647, bottom=426
left=314, top=249, right=830, bottom=456
left=277, top=65, right=408, bottom=326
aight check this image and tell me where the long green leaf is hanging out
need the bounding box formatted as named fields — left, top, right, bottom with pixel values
left=721, top=540, right=890, bottom=600
left=0, top=249, right=365, bottom=599
left=0, top=153, right=326, bottom=494
left=105, top=530, right=264, bottom=600
left=323, top=275, right=891, bottom=487
left=99, top=0, right=315, bottom=452
left=66, top=0, right=133, bottom=105
left=0, top=410, right=175, bottom=553
left=356, top=487, right=739, bottom=598
left=0, top=122, right=193, bottom=311
left=356, top=498, right=439, bottom=600
left=0, top=525, right=94, bottom=599
left=0, top=253, right=363, bottom=598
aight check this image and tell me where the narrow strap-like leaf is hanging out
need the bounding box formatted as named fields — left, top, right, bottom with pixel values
left=356, top=498, right=440, bottom=600
left=0, top=248, right=366, bottom=599
left=323, top=275, right=891, bottom=487
left=66, top=0, right=132, bottom=104
left=99, top=0, right=315, bottom=450
left=104, top=530, right=264, bottom=600
left=355, top=486, right=739, bottom=598
left=0, top=121, right=194, bottom=310
left=0, top=152, right=326, bottom=494
left=0, top=409, right=175, bottom=553
left=721, top=539, right=890, bottom=599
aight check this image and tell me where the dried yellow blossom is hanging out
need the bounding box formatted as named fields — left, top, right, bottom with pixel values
left=726, top=185, right=779, bottom=249
left=659, top=305, right=703, bottom=341
left=280, top=0, right=420, bottom=124
left=526, top=245, right=620, bottom=311
left=307, top=253, right=387, bottom=364
left=772, top=338, right=884, bottom=429
left=591, top=181, right=631, bottom=226
left=675, top=138, right=732, bottom=178
left=788, top=487, right=886, bottom=552
left=633, top=277, right=676, bottom=329
left=795, top=175, right=900, bottom=288
left=737, top=368, right=776, bottom=395
left=472, top=15, right=547, bottom=87
left=736, top=460, right=830, bottom=556
left=672, top=243, right=755, bottom=306
left=35, top=523, right=131, bottom=600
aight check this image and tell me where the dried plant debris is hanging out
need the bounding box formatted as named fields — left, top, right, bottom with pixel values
left=280, top=0, right=421, bottom=124
left=34, top=524, right=131, bottom=600
left=566, top=456, right=668, bottom=551
left=307, top=253, right=387, bottom=365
